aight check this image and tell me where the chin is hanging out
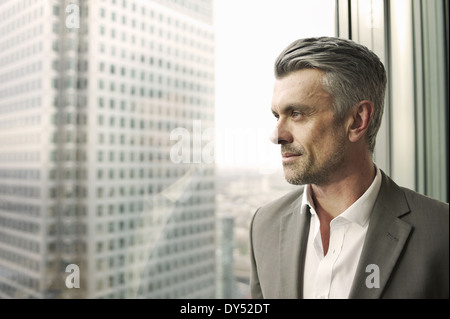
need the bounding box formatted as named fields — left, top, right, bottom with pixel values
left=283, top=170, right=305, bottom=185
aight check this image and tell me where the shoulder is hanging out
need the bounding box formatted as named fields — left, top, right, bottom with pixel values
left=400, top=186, right=449, bottom=222
left=401, top=186, right=448, bottom=210
left=381, top=172, right=448, bottom=233
left=381, top=171, right=448, bottom=218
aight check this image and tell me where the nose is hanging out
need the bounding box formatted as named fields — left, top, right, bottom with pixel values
left=269, top=120, right=293, bottom=145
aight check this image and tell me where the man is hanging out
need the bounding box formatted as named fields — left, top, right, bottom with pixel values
left=249, top=37, right=449, bottom=299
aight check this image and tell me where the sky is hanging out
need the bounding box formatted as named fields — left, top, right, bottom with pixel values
left=213, top=0, right=336, bottom=169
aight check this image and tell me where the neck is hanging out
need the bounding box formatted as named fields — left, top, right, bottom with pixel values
left=310, top=155, right=376, bottom=219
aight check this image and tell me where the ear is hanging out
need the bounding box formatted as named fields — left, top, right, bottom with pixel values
left=347, top=100, right=374, bottom=143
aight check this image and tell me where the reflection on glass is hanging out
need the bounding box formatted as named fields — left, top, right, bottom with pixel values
left=0, top=0, right=215, bottom=299
left=0, top=0, right=335, bottom=299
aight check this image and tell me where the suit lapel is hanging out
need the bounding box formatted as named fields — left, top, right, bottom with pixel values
left=349, top=171, right=412, bottom=298
left=279, top=192, right=310, bottom=298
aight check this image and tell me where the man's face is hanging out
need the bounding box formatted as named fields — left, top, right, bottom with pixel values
left=271, top=69, right=348, bottom=186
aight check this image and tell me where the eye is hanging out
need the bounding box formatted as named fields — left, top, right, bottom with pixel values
left=291, top=111, right=302, bottom=119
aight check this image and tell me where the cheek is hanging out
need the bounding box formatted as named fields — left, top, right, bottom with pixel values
left=308, top=128, right=342, bottom=158
left=291, top=117, right=344, bottom=154
left=320, top=128, right=347, bottom=156
left=291, top=122, right=316, bottom=145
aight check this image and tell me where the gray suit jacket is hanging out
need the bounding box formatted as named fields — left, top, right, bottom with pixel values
left=249, top=170, right=449, bottom=299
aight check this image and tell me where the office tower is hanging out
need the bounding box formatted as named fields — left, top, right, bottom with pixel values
left=0, top=0, right=216, bottom=299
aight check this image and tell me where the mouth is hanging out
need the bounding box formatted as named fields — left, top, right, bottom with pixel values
left=281, top=152, right=301, bottom=163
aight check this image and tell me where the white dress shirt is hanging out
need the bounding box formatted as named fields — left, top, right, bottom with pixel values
left=301, top=167, right=382, bottom=299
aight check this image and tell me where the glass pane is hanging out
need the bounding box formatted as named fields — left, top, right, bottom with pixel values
left=214, top=0, right=335, bottom=298
left=0, top=0, right=335, bottom=299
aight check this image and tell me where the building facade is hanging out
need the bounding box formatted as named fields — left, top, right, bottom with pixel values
left=0, top=0, right=216, bottom=298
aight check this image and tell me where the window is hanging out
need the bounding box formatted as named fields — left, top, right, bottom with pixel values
left=0, top=0, right=338, bottom=301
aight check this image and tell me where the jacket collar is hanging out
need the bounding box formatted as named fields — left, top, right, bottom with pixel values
left=348, top=170, right=412, bottom=298
left=279, top=186, right=310, bottom=298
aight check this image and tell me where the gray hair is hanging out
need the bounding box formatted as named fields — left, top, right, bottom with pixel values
left=274, top=36, right=387, bottom=153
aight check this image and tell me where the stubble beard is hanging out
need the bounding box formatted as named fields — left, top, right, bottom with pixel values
left=282, top=132, right=347, bottom=186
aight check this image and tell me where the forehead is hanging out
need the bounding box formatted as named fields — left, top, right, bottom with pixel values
left=272, top=69, right=331, bottom=111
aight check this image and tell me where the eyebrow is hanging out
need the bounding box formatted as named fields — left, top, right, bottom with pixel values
left=271, top=104, right=313, bottom=116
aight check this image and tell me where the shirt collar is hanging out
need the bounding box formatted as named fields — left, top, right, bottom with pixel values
left=300, top=166, right=382, bottom=227
left=300, top=183, right=314, bottom=215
